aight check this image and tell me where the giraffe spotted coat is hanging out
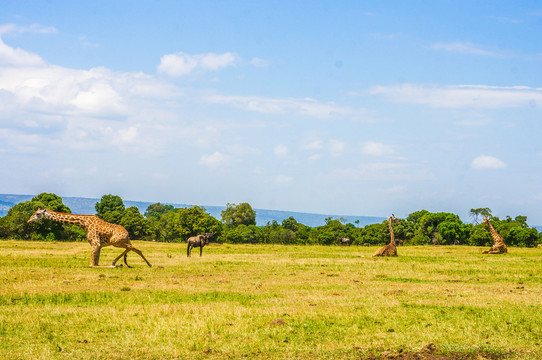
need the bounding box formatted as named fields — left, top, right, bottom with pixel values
left=28, top=208, right=152, bottom=267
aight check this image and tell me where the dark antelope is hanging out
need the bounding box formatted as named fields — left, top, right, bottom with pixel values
left=187, top=233, right=214, bottom=257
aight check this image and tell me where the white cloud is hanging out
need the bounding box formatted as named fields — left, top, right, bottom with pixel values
left=454, top=114, right=493, bottom=127
left=0, top=37, right=45, bottom=66
left=302, top=139, right=323, bottom=151
left=329, top=139, right=345, bottom=156
left=370, top=32, right=399, bottom=40
left=71, top=81, right=125, bottom=115
left=199, top=151, right=230, bottom=166
left=0, top=49, right=179, bottom=119
left=331, top=162, right=415, bottom=181
left=274, top=144, right=288, bottom=157
left=250, top=57, right=269, bottom=67
left=430, top=42, right=499, bottom=57
left=0, top=23, right=57, bottom=35
left=369, top=84, right=542, bottom=109
left=158, top=52, right=238, bottom=77
left=157, top=53, right=198, bottom=77
left=199, top=52, right=237, bottom=70
left=383, top=185, right=406, bottom=193
left=205, top=94, right=355, bottom=119
left=308, top=154, right=321, bottom=162
left=362, top=141, right=395, bottom=156
left=118, top=126, right=138, bottom=143
left=275, top=175, right=293, bottom=184
left=0, top=35, right=190, bottom=160
left=471, top=155, right=507, bottom=170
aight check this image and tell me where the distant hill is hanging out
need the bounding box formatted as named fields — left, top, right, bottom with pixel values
left=0, top=194, right=385, bottom=227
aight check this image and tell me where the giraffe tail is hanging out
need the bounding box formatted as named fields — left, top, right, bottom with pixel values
left=123, top=252, right=133, bottom=268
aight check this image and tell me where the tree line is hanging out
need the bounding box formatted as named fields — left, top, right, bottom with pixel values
left=0, top=193, right=540, bottom=247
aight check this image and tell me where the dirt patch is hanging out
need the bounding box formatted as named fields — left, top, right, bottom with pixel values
left=266, top=318, right=287, bottom=326
left=384, top=289, right=404, bottom=296
left=362, top=343, right=508, bottom=360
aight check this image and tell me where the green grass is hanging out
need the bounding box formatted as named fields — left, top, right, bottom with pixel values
left=0, top=240, right=541, bottom=359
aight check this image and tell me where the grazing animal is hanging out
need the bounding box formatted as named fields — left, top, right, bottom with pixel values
left=339, top=237, right=351, bottom=246
left=482, top=217, right=507, bottom=254
left=372, top=215, right=400, bottom=257
left=187, top=233, right=214, bottom=257
left=27, top=208, right=152, bottom=268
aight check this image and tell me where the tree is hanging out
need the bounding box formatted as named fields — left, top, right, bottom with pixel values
left=0, top=193, right=83, bottom=241
left=405, top=211, right=472, bottom=245
left=0, top=201, right=41, bottom=240
left=222, top=224, right=262, bottom=244
left=467, top=225, right=492, bottom=246
left=281, top=216, right=311, bottom=243
left=269, top=228, right=296, bottom=244
left=29, top=193, right=73, bottom=240
left=308, top=218, right=350, bottom=245
left=144, top=203, right=175, bottom=221
left=282, top=216, right=300, bottom=232
left=437, top=221, right=470, bottom=245
left=95, top=194, right=125, bottom=224
left=32, top=193, right=71, bottom=213
left=469, top=208, right=492, bottom=225
left=155, top=206, right=222, bottom=242
left=506, top=227, right=538, bottom=247
left=354, top=221, right=388, bottom=246
left=120, top=206, right=152, bottom=239
left=221, top=203, right=256, bottom=227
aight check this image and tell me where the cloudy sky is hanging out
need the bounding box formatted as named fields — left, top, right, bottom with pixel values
left=1, top=1, right=541, bottom=223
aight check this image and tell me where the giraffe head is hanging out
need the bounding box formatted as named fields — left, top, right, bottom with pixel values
left=390, top=214, right=400, bottom=224
left=483, top=216, right=490, bottom=223
left=27, top=208, right=48, bottom=223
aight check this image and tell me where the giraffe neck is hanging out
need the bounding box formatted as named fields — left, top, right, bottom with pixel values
left=388, top=217, right=395, bottom=245
left=485, top=219, right=504, bottom=246
left=44, top=210, right=89, bottom=228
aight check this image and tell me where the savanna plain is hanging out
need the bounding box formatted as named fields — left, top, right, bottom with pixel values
left=0, top=240, right=541, bottom=360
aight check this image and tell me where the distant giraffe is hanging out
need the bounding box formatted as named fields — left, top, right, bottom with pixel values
left=482, top=217, right=507, bottom=254
left=28, top=208, right=152, bottom=267
left=372, top=215, right=399, bottom=257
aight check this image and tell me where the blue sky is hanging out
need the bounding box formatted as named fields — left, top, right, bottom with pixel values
left=1, top=1, right=541, bottom=223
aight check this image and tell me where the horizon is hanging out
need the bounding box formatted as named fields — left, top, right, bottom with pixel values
left=3, top=192, right=541, bottom=228
left=1, top=2, right=541, bottom=223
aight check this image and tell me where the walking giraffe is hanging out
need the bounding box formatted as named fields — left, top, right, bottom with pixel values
left=28, top=208, right=152, bottom=267
left=372, top=215, right=399, bottom=257
left=482, top=216, right=508, bottom=254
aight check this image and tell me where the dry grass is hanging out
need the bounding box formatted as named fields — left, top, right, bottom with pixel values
left=0, top=240, right=541, bottom=359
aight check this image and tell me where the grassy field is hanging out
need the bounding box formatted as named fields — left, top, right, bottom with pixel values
left=0, top=240, right=541, bottom=359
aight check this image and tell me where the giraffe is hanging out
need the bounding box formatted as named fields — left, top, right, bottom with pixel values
left=482, top=216, right=507, bottom=254
left=27, top=208, right=152, bottom=268
left=372, top=214, right=399, bottom=257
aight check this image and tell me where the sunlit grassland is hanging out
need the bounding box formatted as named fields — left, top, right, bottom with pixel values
left=0, top=240, right=541, bottom=359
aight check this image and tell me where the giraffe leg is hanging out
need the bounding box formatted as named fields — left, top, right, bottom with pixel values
left=88, top=232, right=113, bottom=268
left=123, top=245, right=152, bottom=267
left=200, top=246, right=203, bottom=257
left=112, top=249, right=131, bottom=267
left=187, top=244, right=191, bottom=257
left=88, top=245, right=116, bottom=268
left=89, top=245, right=101, bottom=267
